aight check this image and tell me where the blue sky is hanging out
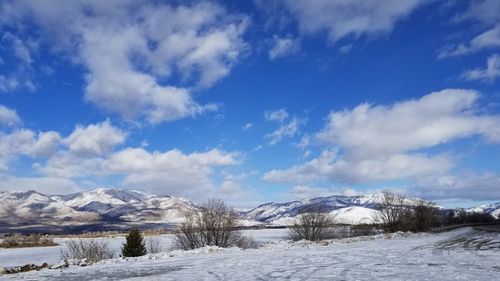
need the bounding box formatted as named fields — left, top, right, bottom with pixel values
left=0, top=0, right=500, bottom=208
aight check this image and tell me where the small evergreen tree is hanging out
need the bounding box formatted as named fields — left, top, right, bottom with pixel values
left=121, top=228, right=146, bottom=257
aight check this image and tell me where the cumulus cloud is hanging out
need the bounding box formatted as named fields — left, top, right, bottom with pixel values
left=38, top=121, right=240, bottom=198
left=316, top=89, right=500, bottom=156
left=0, top=105, right=21, bottom=127
left=0, top=129, right=61, bottom=170
left=264, top=89, right=500, bottom=185
left=0, top=117, right=241, bottom=199
left=64, top=120, right=126, bottom=157
left=268, top=35, right=300, bottom=60
left=0, top=1, right=248, bottom=123
left=264, top=149, right=454, bottom=184
left=31, top=131, right=61, bottom=157
left=279, top=0, right=423, bottom=42
left=102, top=148, right=239, bottom=198
left=462, top=54, right=500, bottom=82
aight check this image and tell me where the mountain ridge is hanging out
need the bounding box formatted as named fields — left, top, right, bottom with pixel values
left=1, top=188, right=498, bottom=233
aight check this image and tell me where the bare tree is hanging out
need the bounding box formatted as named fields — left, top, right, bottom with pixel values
left=289, top=207, right=337, bottom=241
left=60, top=239, right=114, bottom=263
left=146, top=237, right=163, bottom=254
left=412, top=200, right=438, bottom=232
left=375, top=191, right=411, bottom=233
left=174, top=199, right=247, bottom=250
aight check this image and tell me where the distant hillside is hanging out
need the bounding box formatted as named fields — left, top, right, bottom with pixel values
left=0, top=188, right=197, bottom=233
left=1, top=188, right=498, bottom=233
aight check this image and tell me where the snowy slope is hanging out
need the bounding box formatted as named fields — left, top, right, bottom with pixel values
left=0, top=190, right=99, bottom=225
left=1, top=189, right=498, bottom=230
left=242, top=193, right=444, bottom=225
left=0, top=189, right=197, bottom=228
left=243, top=194, right=387, bottom=225
left=466, top=202, right=500, bottom=219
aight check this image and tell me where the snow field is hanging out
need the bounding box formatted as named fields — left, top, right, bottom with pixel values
left=0, top=228, right=498, bottom=280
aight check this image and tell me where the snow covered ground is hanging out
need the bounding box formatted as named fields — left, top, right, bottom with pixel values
left=1, top=228, right=499, bottom=280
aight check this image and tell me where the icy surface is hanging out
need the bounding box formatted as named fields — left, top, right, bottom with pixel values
left=0, top=229, right=289, bottom=268
left=1, top=228, right=498, bottom=280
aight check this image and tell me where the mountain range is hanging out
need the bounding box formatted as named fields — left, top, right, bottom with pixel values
left=0, top=188, right=194, bottom=233
left=0, top=188, right=498, bottom=233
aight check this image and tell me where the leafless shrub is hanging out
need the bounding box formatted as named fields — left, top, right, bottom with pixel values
left=0, top=234, right=57, bottom=248
left=235, top=236, right=259, bottom=249
left=375, top=191, right=411, bottom=233
left=174, top=199, right=247, bottom=250
left=146, top=237, right=163, bottom=254
left=60, top=239, right=114, bottom=264
left=289, top=207, right=337, bottom=241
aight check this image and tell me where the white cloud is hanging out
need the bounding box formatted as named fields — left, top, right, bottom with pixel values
left=0, top=75, right=19, bottom=92
left=0, top=116, right=241, bottom=198
left=266, top=117, right=305, bottom=145
left=264, top=109, right=306, bottom=145
left=316, top=89, right=500, bottom=157
left=296, top=134, right=311, bottom=148
left=280, top=0, right=422, bottom=42
left=264, top=108, right=289, bottom=122
left=453, top=0, right=500, bottom=26
left=264, top=150, right=454, bottom=184
left=414, top=172, right=500, bottom=201
left=266, top=116, right=306, bottom=145
left=102, top=148, right=239, bottom=198
left=31, top=131, right=61, bottom=157
left=268, top=35, right=300, bottom=60
left=439, top=25, right=500, bottom=57
left=214, top=179, right=263, bottom=208
left=462, top=54, right=500, bottom=82
left=64, top=120, right=126, bottom=157
left=0, top=1, right=248, bottom=123
left=0, top=129, right=61, bottom=171
left=0, top=105, right=21, bottom=127
left=287, top=185, right=358, bottom=200
left=264, top=89, right=500, bottom=185
left=242, top=123, right=253, bottom=130
left=39, top=153, right=104, bottom=178
left=0, top=116, right=241, bottom=199
left=0, top=175, right=81, bottom=195
left=2, top=32, right=34, bottom=66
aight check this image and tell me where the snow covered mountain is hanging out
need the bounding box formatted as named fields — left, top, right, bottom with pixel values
left=0, top=188, right=197, bottom=231
left=242, top=194, right=388, bottom=225
left=241, top=193, right=444, bottom=225
left=1, top=188, right=498, bottom=232
left=466, top=202, right=500, bottom=219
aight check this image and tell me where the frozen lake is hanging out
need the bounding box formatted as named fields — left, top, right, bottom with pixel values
left=0, top=228, right=289, bottom=268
